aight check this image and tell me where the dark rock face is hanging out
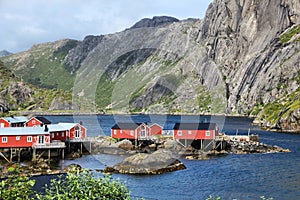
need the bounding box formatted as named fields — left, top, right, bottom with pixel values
left=8, top=82, right=32, bottom=105
left=130, top=16, right=179, bottom=29
left=65, top=35, right=104, bottom=73
left=105, top=149, right=186, bottom=175
left=132, top=77, right=177, bottom=109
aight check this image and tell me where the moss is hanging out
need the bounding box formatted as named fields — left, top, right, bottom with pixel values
left=279, top=24, right=300, bottom=44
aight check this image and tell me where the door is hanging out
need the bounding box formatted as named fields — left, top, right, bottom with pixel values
left=38, top=135, right=45, bottom=144
left=140, top=125, right=146, bottom=138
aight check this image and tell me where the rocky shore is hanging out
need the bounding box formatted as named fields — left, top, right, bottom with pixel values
left=0, top=135, right=291, bottom=177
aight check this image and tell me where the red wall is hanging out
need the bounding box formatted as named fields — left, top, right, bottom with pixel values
left=25, top=118, right=42, bottom=127
left=149, top=124, right=162, bottom=135
left=51, top=131, right=67, bottom=141
left=111, top=129, right=136, bottom=139
left=0, top=119, right=10, bottom=128
left=68, top=125, right=86, bottom=140
left=0, top=134, right=50, bottom=148
left=174, top=130, right=215, bottom=140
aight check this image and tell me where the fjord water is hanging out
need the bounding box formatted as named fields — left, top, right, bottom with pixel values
left=44, top=115, right=300, bottom=200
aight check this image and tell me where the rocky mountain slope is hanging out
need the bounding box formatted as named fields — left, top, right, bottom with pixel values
left=1, top=0, right=299, bottom=131
left=0, top=61, right=98, bottom=115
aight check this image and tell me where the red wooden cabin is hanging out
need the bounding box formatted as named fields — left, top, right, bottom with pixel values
left=0, top=126, right=50, bottom=148
left=25, top=116, right=51, bottom=127
left=111, top=122, right=162, bottom=140
left=0, top=116, right=28, bottom=128
left=173, top=123, right=217, bottom=140
left=48, top=123, right=87, bottom=142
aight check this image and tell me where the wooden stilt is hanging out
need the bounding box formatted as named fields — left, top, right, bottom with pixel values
left=48, top=149, right=51, bottom=165
left=10, top=148, right=13, bottom=163
left=32, top=148, right=36, bottom=161
left=18, top=148, right=21, bottom=163
left=62, top=148, right=65, bottom=161
left=89, top=141, right=92, bottom=154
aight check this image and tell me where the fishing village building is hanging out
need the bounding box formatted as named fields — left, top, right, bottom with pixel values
left=0, top=116, right=87, bottom=163
left=25, top=116, right=52, bottom=127
left=173, top=122, right=220, bottom=150
left=0, top=116, right=28, bottom=128
left=111, top=122, right=162, bottom=140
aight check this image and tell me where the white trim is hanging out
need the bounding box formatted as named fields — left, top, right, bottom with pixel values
left=16, top=136, right=21, bottom=140
left=2, top=137, right=7, bottom=143
left=27, top=136, right=32, bottom=142
left=205, top=131, right=210, bottom=137
left=178, top=130, right=182, bottom=136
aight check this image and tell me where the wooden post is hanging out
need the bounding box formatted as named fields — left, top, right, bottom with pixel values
left=80, top=143, right=83, bottom=155
left=89, top=141, right=92, bottom=154
left=48, top=149, right=51, bottom=165
left=32, top=148, right=36, bottom=161
left=10, top=148, right=13, bottom=163
left=185, top=139, right=187, bottom=147
left=62, top=148, right=65, bottom=163
left=18, top=148, right=21, bottom=163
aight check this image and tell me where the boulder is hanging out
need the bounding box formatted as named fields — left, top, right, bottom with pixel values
left=116, top=139, right=133, bottom=151
left=105, top=149, right=186, bottom=175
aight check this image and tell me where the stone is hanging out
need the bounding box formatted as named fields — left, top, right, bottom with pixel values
left=105, top=149, right=186, bottom=175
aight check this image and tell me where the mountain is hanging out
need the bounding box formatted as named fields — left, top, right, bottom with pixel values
left=1, top=1, right=299, bottom=131
left=0, top=61, right=98, bottom=115
left=0, top=50, right=12, bottom=57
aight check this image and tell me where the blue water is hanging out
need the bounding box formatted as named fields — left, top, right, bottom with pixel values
left=43, top=115, right=300, bottom=200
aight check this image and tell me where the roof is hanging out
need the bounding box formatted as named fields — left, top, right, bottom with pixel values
left=47, top=123, right=85, bottom=132
left=112, top=122, right=144, bottom=130
left=0, top=126, right=49, bottom=136
left=173, top=123, right=217, bottom=130
left=1, top=116, right=28, bottom=124
left=32, top=116, right=51, bottom=124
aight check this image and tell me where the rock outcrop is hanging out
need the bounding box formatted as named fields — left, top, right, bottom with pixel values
left=104, top=149, right=186, bottom=175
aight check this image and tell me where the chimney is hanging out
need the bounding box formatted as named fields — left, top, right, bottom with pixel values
left=44, top=125, right=48, bottom=132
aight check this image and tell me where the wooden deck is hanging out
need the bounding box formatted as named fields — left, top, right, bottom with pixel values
left=32, top=141, right=66, bottom=149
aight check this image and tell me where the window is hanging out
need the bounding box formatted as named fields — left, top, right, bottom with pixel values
left=0, top=123, right=4, bottom=128
left=52, top=133, right=54, bottom=138
left=62, top=132, right=65, bottom=137
left=206, top=131, right=210, bottom=137
left=2, top=137, right=7, bottom=143
left=27, top=136, right=32, bottom=142
left=130, top=130, right=134, bottom=136
left=114, top=130, right=117, bottom=135
left=120, top=130, right=123, bottom=134
left=75, top=126, right=80, bottom=138
left=178, top=131, right=182, bottom=136
left=16, top=136, right=20, bottom=140
left=188, top=130, right=192, bottom=135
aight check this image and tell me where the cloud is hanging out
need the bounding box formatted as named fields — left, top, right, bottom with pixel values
left=0, top=0, right=212, bottom=53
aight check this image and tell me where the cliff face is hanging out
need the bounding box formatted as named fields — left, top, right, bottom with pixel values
left=1, top=2, right=299, bottom=131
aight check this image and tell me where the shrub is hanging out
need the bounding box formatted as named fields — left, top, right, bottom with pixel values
left=35, top=169, right=130, bottom=200
left=0, top=165, right=35, bottom=200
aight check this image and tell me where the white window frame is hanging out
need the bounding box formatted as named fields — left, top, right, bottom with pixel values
left=62, top=132, right=65, bottom=137
left=75, top=126, right=80, bottom=138
left=188, top=130, right=192, bottom=135
left=2, top=137, right=7, bottom=143
left=0, top=123, right=4, bottom=128
left=205, top=131, right=210, bottom=137
left=27, top=136, right=32, bottom=142
left=178, top=130, right=182, bottom=136
left=52, top=133, right=54, bottom=138
left=130, top=130, right=134, bottom=136
left=114, top=130, right=117, bottom=135
left=16, top=136, right=21, bottom=140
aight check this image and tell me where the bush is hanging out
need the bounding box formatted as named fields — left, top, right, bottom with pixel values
left=0, top=165, right=35, bottom=200
left=0, top=166, right=130, bottom=200
left=35, top=169, right=130, bottom=200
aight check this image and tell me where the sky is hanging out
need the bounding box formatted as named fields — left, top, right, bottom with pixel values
left=0, top=0, right=212, bottom=53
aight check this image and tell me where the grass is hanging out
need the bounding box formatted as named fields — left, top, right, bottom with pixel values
left=279, top=24, right=300, bottom=44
